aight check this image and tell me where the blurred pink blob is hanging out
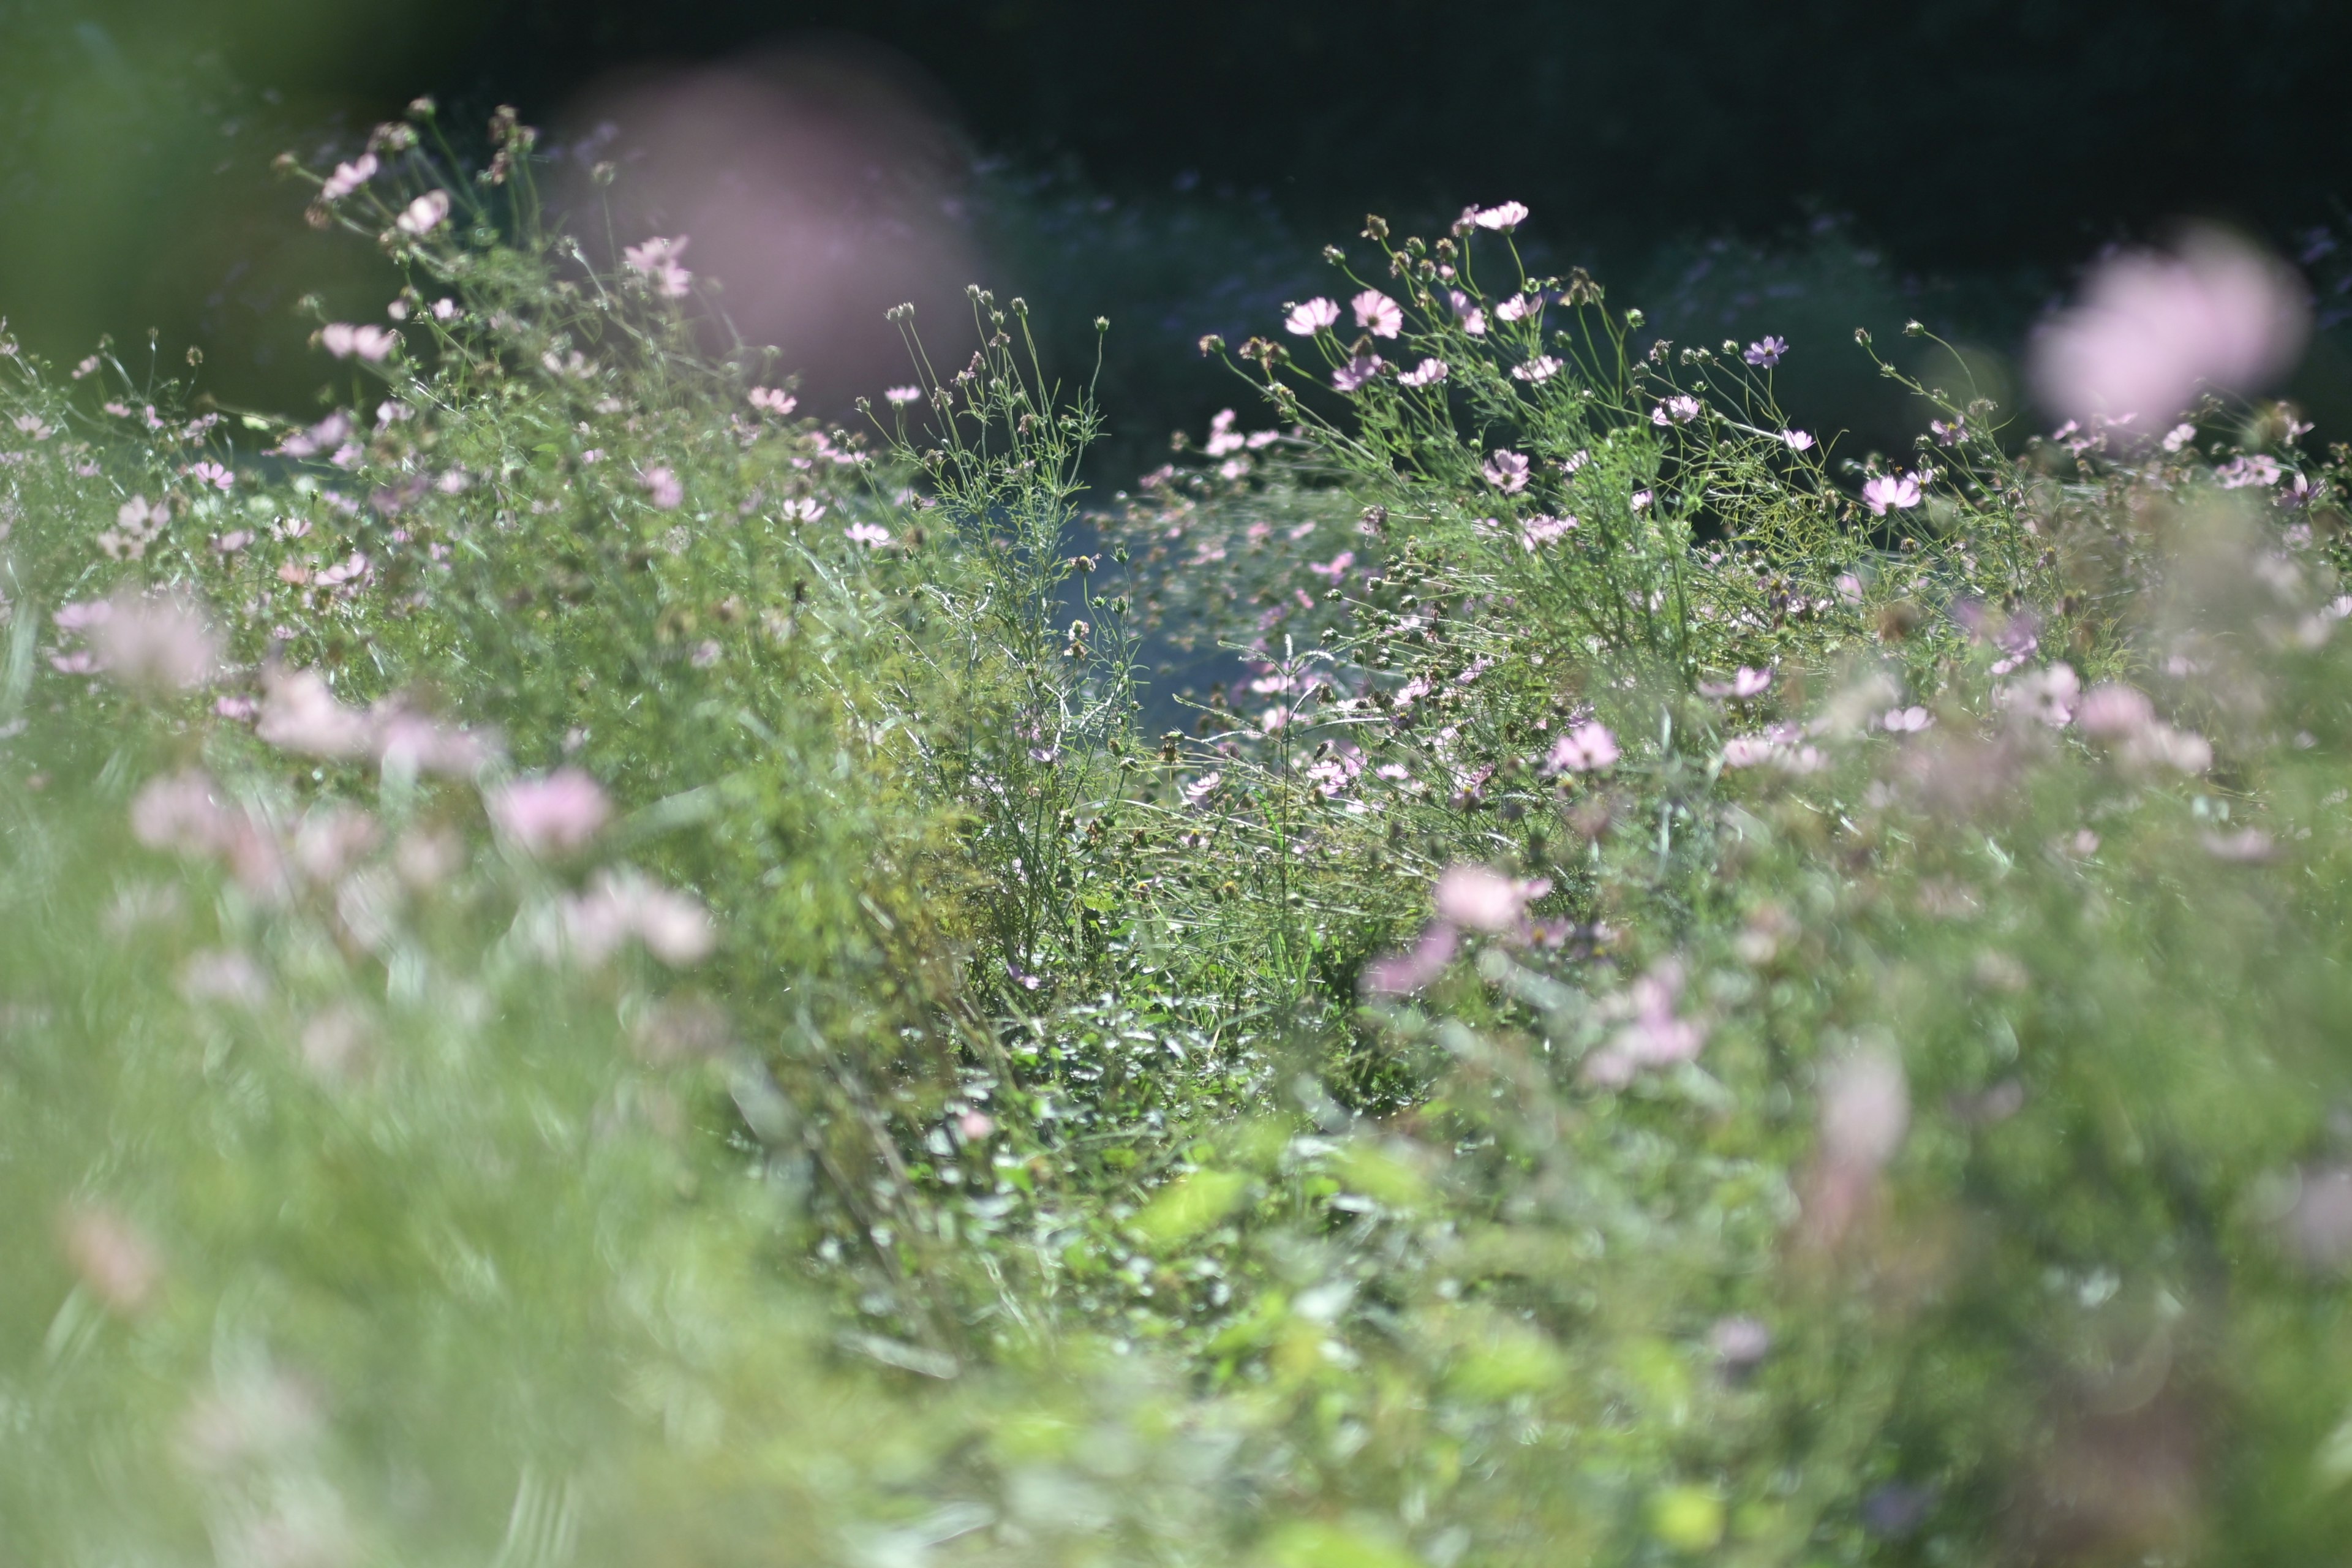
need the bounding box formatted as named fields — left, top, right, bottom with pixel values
left=1434, top=863, right=1548, bottom=933
left=559, top=47, right=983, bottom=415
left=58, top=1204, right=162, bottom=1316
left=2032, top=229, right=2309, bottom=424
left=489, top=769, right=611, bottom=856
left=1360, top=922, right=1460, bottom=997
left=64, top=589, right=221, bottom=693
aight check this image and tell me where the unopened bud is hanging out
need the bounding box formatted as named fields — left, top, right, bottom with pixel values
left=1363, top=214, right=1389, bottom=241
left=1902, top=319, right=1924, bottom=336
left=1197, top=333, right=1225, bottom=356
left=1854, top=326, right=1872, bottom=345
left=1624, top=308, right=1645, bottom=330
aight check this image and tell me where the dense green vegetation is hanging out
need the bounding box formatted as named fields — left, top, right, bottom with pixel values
left=8, top=103, right=2352, bottom=1565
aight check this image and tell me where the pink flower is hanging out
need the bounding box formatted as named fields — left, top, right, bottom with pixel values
left=1780, top=429, right=1815, bottom=452
left=1519, top=513, right=1575, bottom=551
left=2162, top=421, right=2198, bottom=452
left=1651, top=394, right=1702, bottom=426
left=1332, top=354, right=1383, bottom=392
left=2030, top=228, right=2309, bottom=423
left=187, top=460, right=234, bottom=490
left=1483, top=450, right=1531, bottom=492
left=431, top=297, right=458, bottom=322
left=1285, top=297, right=1341, bottom=335
left=489, top=769, right=611, bottom=856
left=1702, top=666, right=1773, bottom=699
left=1744, top=336, right=1788, bottom=368
left=1399, top=357, right=1449, bottom=388
left=642, top=466, right=683, bottom=510
left=1496, top=293, right=1535, bottom=323
left=1204, top=408, right=1246, bottom=456
left=394, top=190, right=450, bottom=237
left=1510, top=356, right=1562, bottom=383
left=1999, top=663, right=2079, bottom=727
left=748, top=386, right=797, bottom=415
left=83, top=590, right=221, bottom=693
left=882, top=385, right=921, bottom=405
left=1583, top=959, right=1708, bottom=1085
left=321, top=323, right=396, bottom=362
left=622, top=235, right=693, bottom=298
left=1861, top=473, right=1922, bottom=515
left=2075, top=683, right=2155, bottom=738
left=1360, top=922, right=1459, bottom=997
left=782, top=498, right=826, bottom=522
left=558, top=869, right=715, bottom=967
left=1471, top=201, right=1529, bottom=232
left=1434, top=863, right=1548, bottom=932
left=58, top=1204, right=162, bottom=1316
left=845, top=522, right=892, bottom=548
left=1819, top=1050, right=1910, bottom=1172
left=318, top=153, right=377, bottom=202
left=257, top=669, right=375, bottom=758
left=1447, top=289, right=1487, bottom=336
left=1545, top=720, right=1619, bottom=772
left=1306, top=549, right=1355, bottom=581
left=1352, top=289, right=1404, bottom=338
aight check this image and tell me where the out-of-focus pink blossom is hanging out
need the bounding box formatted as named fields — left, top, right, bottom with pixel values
left=1360, top=921, right=1460, bottom=997
left=1204, top=409, right=1246, bottom=456
left=558, top=869, right=716, bottom=967
left=1496, top=293, right=1534, bottom=323
left=431, top=297, right=458, bottom=322
left=845, top=522, right=892, bottom=548
left=1471, top=201, right=1529, bottom=232
left=58, top=1204, right=162, bottom=1316
left=83, top=590, right=222, bottom=693
left=1434, top=863, right=1548, bottom=933
left=1483, top=450, right=1531, bottom=492
left=187, top=460, right=234, bottom=490
left=1352, top=289, right=1403, bottom=338
left=372, top=704, right=497, bottom=776
left=1882, top=706, right=1932, bottom=733
left=2162, top=421, right=2198, bottom=453
left=1447, top=289, right=1487, bottom=336
left=881, top=385, right=921, bottom=406
left=2074, top=682, right=2211, bottom=772
left=1519, top=513, right=1575, bottom=551
left=1545, top=720, right=1619, bottom=773
left=1332, top=354, right=1383, bottom=392
left=489, top=769, right=611, bottom=856
left=2075, top=684, right=2155, bottom=739
left=257, top=669, right=374, bottom=758
left=319, top=153, right=378, bottom=202
left=1399, top=358, right=1450, bottom=388
left=2215, top=453, right=2283, bottom=489
left=320, top=323, right=397, bottom=362
left=1861, top=473, right=1923, bottom=515
left=1510, top=355, right=1562, bottom=383
left=1584, top=959, right=1708, bottom=1085
left=1999, top=663, right=2079, bottom=727
left=1701, top=666, right=1773, bottom=699
left=642, top=466, right=684, bottom=509
left=1285, top=297, right=1341, bottom=335
left=2031, top=229, right=2309, bottom=424
left=291, top=805, right=380, bottom=886
left=395, top=190, right=451, bottom=237
left=748, top=386, right=798, bottom=415
left=1820, top=1049, right=1910, bottom=1172
left=2203, top=827, right=2277, bottom=863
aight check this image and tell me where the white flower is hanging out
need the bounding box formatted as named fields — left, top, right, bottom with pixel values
left=1472, top=201, right=1529, bottom=232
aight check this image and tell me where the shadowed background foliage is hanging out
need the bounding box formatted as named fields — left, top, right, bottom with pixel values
left=5, top=0, right=2349, bottom=458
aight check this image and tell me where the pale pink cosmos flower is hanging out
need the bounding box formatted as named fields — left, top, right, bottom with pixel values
left=1545, top=720, right=1619, bottom=773
left=1882, top=706, right=1932, bottom=733
left=1583, top=959, right=1708, bottom=1085
left=257, top=669, right=376, bottom=758
left=320, top=323, right=396, bottom=362
left=1285, top=297, right=1341, bottom=335
left=85, top=589, right=222, bottom=693
left=882, top=385, right=921, bottom=406
left=1519, top=513, right=1575, bottom=551
left=490, top=769, right=610, bottom=856
left=1496, top=293, right=1534, bottom=323
left=1483, top=450, right=1531, bottom=492
left=1510, top=356, right=1562, bottom=383
left=642, top=466, right=684, bottom=510
left=1744, top=336, right=1788, bottom=368
left=2074, top=683, right=2155, bottom=739
left=1861, top=473, right=1923, bottom=515
left=1471, top=201, right=1529, bottom=232
left=2030, top=228, right=2309, bottom=424
left=1651, top=394, right=1702, bottom=426
left=1360, top=922, right=1460, bottom=997
left=1352, top=289, right=1404, bottom=338
left=558, top=869, right=715, bottom=967
left=1332, top=354, right=1383, bottom=392
left=1434, top=863, right=1548, bottom=933
left=2162, top=421, right=2198, bottom=453
left=394, top=190, right=450, bottom=237
left=1999, top=663, right=2079, bottom=727
left=318, top=153, right=378, bottom=202
left=782, top=498, right=826, bottom=523
left=1630, top=489, right=1653, bottom=512
left=1399, top=358, right=1450, bottom=388
left=1204, top=409, right=1247, bottom=456
left=187, top=459, right=234, bottom=490
left=1447, top=289, right=1487, bottom=336
left=1702, top=666, right=1772, bottom=699
left=748, top=386, right=797, bottom=416
left=845, top=522, right=892, bottom=548
left=430, top=297, right=458, bottom=322
left=1780, top=429, right=1815, bottom=451
left=622, top=235, right=693, bottom=298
